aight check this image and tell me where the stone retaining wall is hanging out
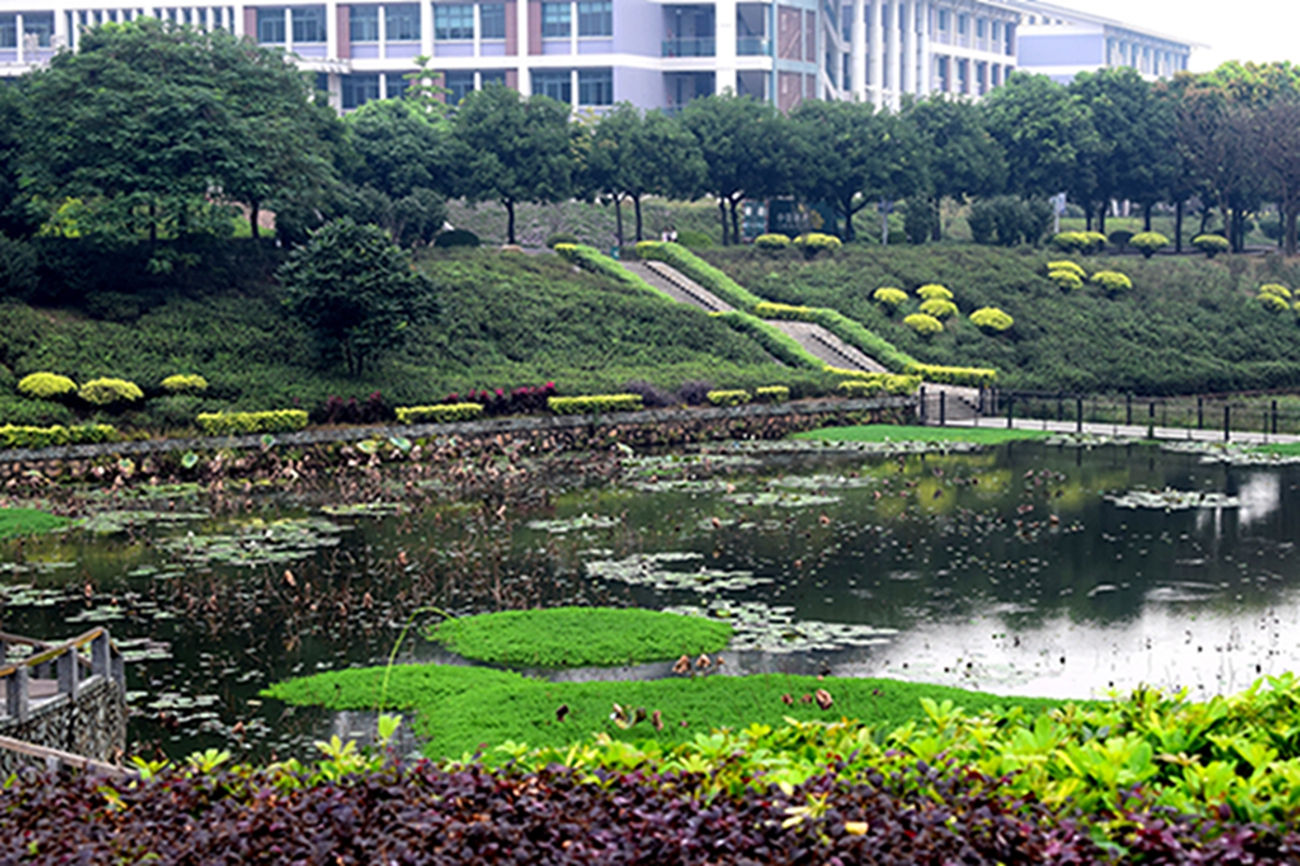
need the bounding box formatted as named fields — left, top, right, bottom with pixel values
left=0, top=676, right=127, bottom=773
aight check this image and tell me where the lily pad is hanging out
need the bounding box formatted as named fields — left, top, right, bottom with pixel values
left=157, top=516, right=343, bottom=567
left=586, top=552, right=770, bottom=593
left=1106, top=489, right=1239, bottom=511
left=663, top=599, right=897, bottom=653
left=526, top=513, right=620, bottom=534
left=723, top=491, right=841, bottom=508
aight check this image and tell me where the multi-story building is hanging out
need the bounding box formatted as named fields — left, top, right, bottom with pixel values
left=0, top=0, right=1194, bottom=112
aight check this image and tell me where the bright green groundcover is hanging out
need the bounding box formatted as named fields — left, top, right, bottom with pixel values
left=265, top=664, right=1071, bottom=760
left=795, top=424, right=1054, bottom=444
left=0, top=507, right=70, bottom=540
left=429, top=607, right=733, bottom=668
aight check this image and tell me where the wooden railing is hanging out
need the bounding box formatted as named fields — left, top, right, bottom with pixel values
left=0, top=627, right=125, bottom=724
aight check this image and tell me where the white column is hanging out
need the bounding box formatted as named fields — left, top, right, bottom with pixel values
left=517, top=0, right=530, bottom=94
left=900, top=1, right=913, bottom=96
left=884, top=1, right=899, bottom=108
left=326, top=0, right=338, bottom=59
left=850, top=0, right=865, bottom=101
left=15, top=13, right=23, bottom=63
left=917, top=0, right=929, bottom=94
left=868, top=1, right=882, bottom=106
left=420, top=0, right=433, bottom=56
left=714, top=0, right=737, bottom=95
left=53, top=8, right=69, bottom=50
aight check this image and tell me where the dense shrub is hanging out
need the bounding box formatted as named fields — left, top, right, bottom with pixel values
left=395, top=403, right=484, bottom=424
left=705, top=389, right=750, bottom=407
left=636, top=242, right=763, bottom=309
left=753, top=233, right=790, bottom=251
left=833, top=372, right=922, bottom=395
left=195, top=410, right=309, bottom=435
left=1259, top=283, right=1292, bottom=299
left=1192, top=233, right=1230, bottom=258
left=753, top=301, right=815, bottom=319
left=78, top=377, right=144, bottom=406
left=872, top=287, right=908, bottom=311
left=160, top=374, right=208, bottom=393
left=792, top=232, right=842, bottom=258
left=755, top=385, right=788, bottom=403
left=915, top=284, right=954, bottom=301
left=0, top=422, right=116, bottom=448
left=548, top=394, right=643, bottom=414
left=675, top=380, right=713, bottom=406
left=1259, top=293, right=1290, bottom=313
left=0, top=235, right=39, bottom=299
left=446, top=384, right=557, bottom=417
left=970, top=307, right=1014, bottom=333
left=904, top=363, right=998, bottom=386
left=1046, top=260, right=1085, bottom=278
left=315, top=391, right=392, bottom=425
left=545, top=232, right=579, bottom=248
left=1090, top=270, right=1133, bottom=296
left=1047, top=269, right=1084, bottom=292
left=675, top=229, right=713, bottom=250
left=1130, top=231, right=1170, bottom=258
left=1107, top=229, right=1134, bottom=250
left=618, top=379, right=676, bottom=409
left=1051, top=231, right=1107, bottom=254
left=967, top=196, right=1052, bottom=247
left=710, top=310, right=825, bottom=369
left=16, top=372, right=77, bottom=400
left=903, top=313, right=943, bottom=335
left=919, top=298, right=958, bottom=320
left=434, top=228, right=480, bottom=248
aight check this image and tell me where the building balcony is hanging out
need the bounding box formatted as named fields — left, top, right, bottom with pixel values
left=662, top=37, right=715, bottom=57
left=737, top=36, right=770, bottom=56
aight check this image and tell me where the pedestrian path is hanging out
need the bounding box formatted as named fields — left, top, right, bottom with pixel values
left=944, top=414, right=1300, bottom=446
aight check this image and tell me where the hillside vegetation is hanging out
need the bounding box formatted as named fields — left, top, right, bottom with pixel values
left=707, top=246, right=1300, bottom=395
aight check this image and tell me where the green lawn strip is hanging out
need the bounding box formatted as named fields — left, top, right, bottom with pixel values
left=795, top=424, right=1054, bottom=444
left=1251, top=442, right=1300, bottom=456
left=429, top=607, right=733, bottom=669
left=265, top=664, right=1072, bottom=760
left=0, top=507, right=70, bottom=540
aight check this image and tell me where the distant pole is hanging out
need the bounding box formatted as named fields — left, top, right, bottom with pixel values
left=919, top=385, right=926, bottom=424
left=1076, top=396, right=1083, bottom=433
left=1273, top=399, right=1278, bottom=435
left=939, top=391, right=946, bottom=427
left=1126, top=393, right=1133, bottom=426
left=1224, top=405, right=1231, bottom=442
left=1007, top=395, right=1014, bottom=429
left=1148, top=401, right=1155, bottom=439
left=1198, top=396, right=1203, bottom=430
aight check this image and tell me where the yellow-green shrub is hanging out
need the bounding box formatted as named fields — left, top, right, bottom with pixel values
left=547, top=394, right=643, bottom=415
left=791, top=232, right=841, bottom=258
left=915, top=284, right=953, bottom=301
left=1259, top=293, right=1290, bottom=313
left=1130, top=232, right=1170, bottom=258
left=0, top=423, right=117, bottom=449
left=17, top=372, right=77, bottom=400
left=78, top=377, right=144, bottom=406
left=1090, top=270, right=1133, bottom=295
left=395, top=403, right=484, bottom=424
left=1259, top=284, right=1292, bottom=300
left=1047, top=261, right=1086, bottom=278
left=835, top=373, right=921, bottom=396
left=904, top=363, right=998, bottom=387
left=753, top=301, right=814, bottom=320
left=903, top=313, right=943, bottom=335
left=970, top=307, right=1014, bottom=333
left=706, top=389, right=750, bottom=407
left=161, top=374, right=209, bottom=393
left=1051, top=231, right=1107, bottom=254
left=754, top=233, right=791, bottom=250
left=1048, top=269, right=1084, bottom=292
left=755, top=386, right=789, bottom=403
left=1192, top=234, right=1230, bottom=258
left=872, top=287, right=908, bottom=312
left=919, top=298, right=958, bottom=320
left=196, top=410, right=309, bottom=435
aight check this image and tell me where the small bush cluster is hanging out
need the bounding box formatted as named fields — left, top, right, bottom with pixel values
left=828, top=369, right=923, bottom=395
left=1192, top=233, right=1230, bottom=258
left=1047, top=269, right=1083, bottom=292
left=1259, top=283, right=1292, bottom=300
left=1107, top=229, right=1134, bottom=250
left=915, top=284, right=953, bottom=301
left=442, top=383, right=558, bottom=417
left=967, top=196, right=1052, bottom=247
left=315, top=392, right=392, bottom=425
left=394, top=403, right=484, bottom=424
left=433, top=228, right=480, bottom=248
left=1259, top=293, right=1290, bottom=313
left=705, top=389, right=750, bottom=407
left=1130, top=231, right=1170, bottom=258
left=903, top=363, right=997, bottom=387
left=0, top=423, right=117, bottom=449
left=195, top=410, right=309, bottom=435
left=1046, top=261, right=1085, bottom=278
left=160, top=374, right=208, bottom=393
left=755, top=385, right=788, bottom=403
left=618, top=380, right=676, bottom=409
left=970, top=307, right=1014, bottom=333
left=918, top=298, right=958, bottom=320
left=871, top=287, right=908, bottom=311
left=1090, top=270, right=1133, bottom=296
left=792, top=232, right=841, bottom=258
left=78, top=377, right=144, bottom=406
left=16, top=372, right=77, bottom=400
left=903, top=313, right=943, bottom=335
left=753, top=233, right=790, bottom=251
left=548, top=394, right=644, bottom=415
left=1050, top=231, right=1107, bottom=254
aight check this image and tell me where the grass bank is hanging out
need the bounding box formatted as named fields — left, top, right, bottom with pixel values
left=0, top=507, right=69, bottom=540
left=795, top=424, right=1053, bottom=444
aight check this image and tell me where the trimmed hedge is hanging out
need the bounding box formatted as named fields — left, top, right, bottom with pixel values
left=1047, top=269, right=1084, bottom=292
left=1090, top=270, right=1133, bottom=295
left=635, top=242, right=763, bottom=310
left=553, top=243, right=677, bottom=304
left=547, top=394, right=644, bottom=415
left=1259, top=283, right=1292, bottom=300
left=1192, top=234, right=1230, bottom=258
left=753, top=301, right=815, bottom=320
left=395, top=403, right=484, bottom=424
left=903, top=313, right=943, bottom=335
left=0, top=423, right=116, bottom=449
left=970, top=307, right=1014, bottom=333
left=1046, top=261, right=1085, bottom=278
left=1051, top=231, right=1107, bottom=255
left=903, top=363, right=997, bottom=387
left=78, top=377, right=144, bottom=406
left=918, top=298, right=958, bottom=320
left=792, top=232, right=841, bottom=258
left=1259, top=294, right=1290, bottom=314
left=195, top=410, right=309, bottom=435
left=706, top=389, right=750, bottom=407
left=1130, top=232, right=1170, bottom=258
left=755, top=385, right=789, bottom=403
left=915, top=284, right=953, bottom=301
left=872, top=287, right=908, bottom=311
left=834, top=373, right=922, bottom=396
left=710, top=310, right=825, bottom=369
left=753, top=233, right=790, bottom=251
left=160, top=374, right=209, bottom=393
left=16, top=372, right=77, bottom=400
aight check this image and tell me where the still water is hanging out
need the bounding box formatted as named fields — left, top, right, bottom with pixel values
left=2, top=438, right=1299, bottom=760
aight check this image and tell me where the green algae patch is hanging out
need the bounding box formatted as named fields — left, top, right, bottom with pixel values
left=265, top=663, right=1073, bottom=761
left=0, top=507, right=70, bottom=540
left=429, top=607, right=734, bottom=669
left=795, top=424, right=1053, bottom=445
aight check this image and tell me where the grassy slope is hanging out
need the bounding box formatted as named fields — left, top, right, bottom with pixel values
left=266, top=664, right=1072, bottom=760
left=706, top=245, right=1300, bottom=395
left=796, top=424, right=1053, bottom=444
left=0, top=507, right=69, bottom=540
left=0, top=249, right=791, bottom=428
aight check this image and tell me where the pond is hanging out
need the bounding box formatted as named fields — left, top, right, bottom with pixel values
left=3, top=436, right=1300, bottom=761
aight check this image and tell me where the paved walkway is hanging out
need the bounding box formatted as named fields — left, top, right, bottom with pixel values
left=941, top=414, right=1300, bottom=446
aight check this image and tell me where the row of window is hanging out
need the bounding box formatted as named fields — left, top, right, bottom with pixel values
left=532, top=68, right=612, bottom=105
left=259, top=1, right=610, bottom=46
left=0, top=12, right=53, bottom=48
left=330, top=67, right=611, bottom=110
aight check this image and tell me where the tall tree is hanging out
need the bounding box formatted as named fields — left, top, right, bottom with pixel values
left=1176, top=83, right=1258, bottom=252
left=904, top=96, right=1007, bottom=241
left=344, top=98, right=451, bottom=199
left=450, top=84, right=576, bottom=244
left=1256, top=98, right=1300, bottom=256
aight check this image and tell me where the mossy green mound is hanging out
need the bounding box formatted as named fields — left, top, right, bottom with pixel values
left=0, top=507, right=70, bottom=540
left=795, top=424, right=1053, bottom=444
left=430, top=607, right=733, bottom=669
left=265, top=664, right=1073, bottom=760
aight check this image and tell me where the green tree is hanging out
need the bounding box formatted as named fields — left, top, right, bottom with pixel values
left=344, top=98, right=451, bottom=198
left=450, top=84, right=576, bottom=244
left=278, top=218, right=439, bottom=376
left=903, top=96, right=1006, bottom=241
left=1255, top=98, right=1300, bottom=256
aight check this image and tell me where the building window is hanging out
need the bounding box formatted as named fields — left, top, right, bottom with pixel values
left=292, top=6, right=325, bottom=42
left=936, top=9, right=948, bottom=31
left=992, top=21, right=1001, bottom=41
left=350, top=5, right=379, bottom=41
left=257, top=7, right=286, bottom=43
left=578, top=68, right=612, bottom=104
left=577, top=1, right=610, bottom=37
left=956, top=13, right=967, bottom=35
left=480, top=3, right=505, bottom=38
left=541, top=2, right=570, bottom=38
left=342, top=73, right=381, bottom=109
left=435, top=4, right=473, bottom=39
left=976, top=18, right=985, bottom=38
left=482, top=69, right=506, bottom=86
left=0, top=14, right=16, bottom=48
left=532, top=69, right=571, bottom=102
left=22, top=11, right=52, bottom=46
left=385, top=3, right=419, bottom=39
left=385, top=73, right=411, bottom=99
left=446, top=70, right=475, bottom=103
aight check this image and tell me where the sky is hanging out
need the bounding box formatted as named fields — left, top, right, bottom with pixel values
left=1049, top=1, right=1296, bottom=72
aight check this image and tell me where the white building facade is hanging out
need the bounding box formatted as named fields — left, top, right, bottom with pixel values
left=0, top=0, right=1193, bottom=112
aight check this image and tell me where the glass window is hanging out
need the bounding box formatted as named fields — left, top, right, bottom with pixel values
left=541, top=2, right=569, bottom=38
left=314, top=72, right=329, bottom=94
left=292, top=6, right=325, bottom=42
left=577, top=68, right=611, bottom=105
left=257, top=7, right=285, bottom=43
left=385, top=73, right=411, bottom=99
left=342, top=73, right=381, bottom=109
left=385, top=3, right=419, bottom=40
left=976, top=18, right=985, bottom=38
left=992, top=21, right=1001, bottom=41
left=0, top=14, right=15, bottom=48
left=480, top=3, right=505, bottom=38
left=23, top=11, right=52, bottom=46
left=350, top=4, right=378, bottom=40
left=481, top=69, right=505, bottom=86
left=957, top=13, right=967, bottom=35
left=577, top=1, right=610, bottom=37
left=936, top=9, right=948, bottom=30
left=532, top=69, right=570, bottom=103
left=446, top=70, right=475, bottom=104
left=434, top=4, right=473, bottom=39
